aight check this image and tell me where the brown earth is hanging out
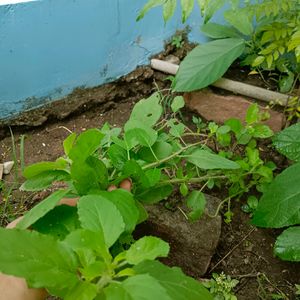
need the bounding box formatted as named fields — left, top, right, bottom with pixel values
left=0, top=41, right=300, bottom=299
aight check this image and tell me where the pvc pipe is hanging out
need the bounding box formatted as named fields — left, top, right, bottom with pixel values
left=150, top=59, right=289, bottom=106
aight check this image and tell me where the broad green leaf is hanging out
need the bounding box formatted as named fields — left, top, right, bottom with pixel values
left=68, top=129, right=104, bottom=161
left=100, top=123, right=122, bottom=148
left=186, top=191, right=206, bottom=221
left=134, top=260, right=213, bottom=300
left=63, top=133, right=76, bottom=156
left=181, top=0, right=194, bottom=23
left=126, top=93, right=162, bottom=128
left=273, top=123, right=300, bottom=161
left=71, top=160, right=102, bottom=195
left=20, top=170, right=70, bottom=191
left=201, top=23, right=241, bottom=39
left=122, top=274, right=172, bottom=300
left=31, top=205, right=80, bottom=240
left=168, top=120, right=185, bottom=137
left=136, top=184, right=173, bottom=204
left=171, top=96, right=185, bottom=113
left=200, top=0, right=225, bottom=23
left=126, top=236, right=169, bottom=265
left=225, top=118, right=242, bottom=135
left=252, top=124, right=273, bottom=138
left=224, top=9, right=253, bottom=35
left=95, top=190, right=139, bottom=233
left=137, top=0, right=164, bottom=21
left=174, top=38, right=245, bottom=91
left=17, top=189, right=71, bottom=230
left=0, top=228, right=78, bottom=290
left=108, top=144, right=128, bottom=170
left=140, top=169, right=161, bottom=188
left=184, top=149, right=240, bottom=169
left=65, top=281, right=98, bottom=300
left=86, top=156, right=108, bottom=189
left=23, top=158, right=68, bottom=178
left=64, top=229, right=110, bottom=263
left=138, top=141, right=173, bottom=162
left=274, top=227, right=300, bottom=262
left=279, top=73, right=294, bottom=93
left=125, top=125, right=158, bottom=149
left=252, top=163, right=300, bottom=228
left=104, top=283, right=133, bottom=299
left=163, top=0, right=177, bottom=22
left=78, top=195, right=125, bottom=247
left=246, top=103, right=259, bottom=124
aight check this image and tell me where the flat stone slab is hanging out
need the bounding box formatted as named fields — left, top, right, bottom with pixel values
left=136, top=194, right=221, bottom=277
left=184, top=90, right=284, bottom=132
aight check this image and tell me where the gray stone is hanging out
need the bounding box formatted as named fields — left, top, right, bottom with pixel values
left=184, top=90, right=284, bottom=132
left=3, top=161, right=14, bottom=175
left=137, top=194, right=221, bottom=277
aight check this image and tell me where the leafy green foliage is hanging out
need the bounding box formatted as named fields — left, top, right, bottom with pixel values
left=203, top=272, right=239, bottom=300
left=252, top=163, right=300, bottom=228
left=274, top=227, right=300, bottom=262
left=186, top=191, right=206, bottom=221
left=174, top=38, right=245, bottom=92
left=273, top=122, right=300, bottom=162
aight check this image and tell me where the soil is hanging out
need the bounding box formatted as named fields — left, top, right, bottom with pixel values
left=0, top=41, right=300, bottom=299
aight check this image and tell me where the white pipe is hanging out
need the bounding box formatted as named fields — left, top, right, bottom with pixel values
left=150, top=59, right=289, bottom=106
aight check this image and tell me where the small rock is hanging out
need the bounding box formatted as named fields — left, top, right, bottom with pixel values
left=136, top=194, right=221, bottom=277
left=3, top=161, right=14, bottom=175
left=184, top=90, right=284, bottom=132
left=0, top=164, right=3, bottom=180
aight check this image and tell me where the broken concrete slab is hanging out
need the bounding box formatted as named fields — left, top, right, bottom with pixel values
left=184, top=90, right=284, bottom=132
left=135, top=194, right=221, bottom=277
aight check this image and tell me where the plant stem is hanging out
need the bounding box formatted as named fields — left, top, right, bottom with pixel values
left=142, top=141, right=203, bottom=170
left=157, top=175, right=226, bottom=186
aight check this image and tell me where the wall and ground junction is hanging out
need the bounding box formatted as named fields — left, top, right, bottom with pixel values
left=0, top=0, right=223, bottom=121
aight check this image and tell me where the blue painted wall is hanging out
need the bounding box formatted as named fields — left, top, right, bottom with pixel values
left=0, top=0, right=214, bottom=120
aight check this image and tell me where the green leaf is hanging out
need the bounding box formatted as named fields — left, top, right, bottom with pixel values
left=104, top=283, right=133, bottom=299
left=136, top=184, right=173, bottom=204
left=17, top=189, right=71, bottom=230
left=77, top=195, right=125, bottom=247
left=140, top=169, right=162, bottom=188
left=126, top=93, right=162, bottom=128
left=63, top=133, right=76, bottom=156
left=126, top=236, right=169, bottom=265
left=224, top=9, right=253, bottom=35
left=252, top=163, right=300, bottom=228
left=168, top=120, right=185, bottom=137
left=180, top=0, right=194, bottom=23
left=86, top=156, right=108, bottom=189
left=252, top=124, right=273, bottom=138
left=186, top=191, right=206, bottom=221
left=96, top=190, right=139, bottom=233
left=108, top=144, right=128, bottom=170
left=65, top=281, right=98, bottom=300
left=23, top=159, right=68, bottom=178
left=31, top=205, right=80, bottom=240
left=125, top=123, right=158, bottom=149
left=0, top=228, right=78, bottom=290
left=273, top=123, right=300, bottom=161
left=68, top=129, right=104, bottom=161
left=184, top=149, right=240, bottom=169
left=163, top=0, right=177, bottom=22
left=20, top=170, right=70, bottom=191
left=71, top=160, right=102, bottom=195
left=122, top=274, right=172, bottom=300
left=134, top=260, right=213, bottom=300
left=174, top=38, right=245, bottom=92
left=225, top=118, right=242, bottom=135
left=137, top=0, right=164, bottom=21
left=246, top=103, right=259, bottom=124
left=64, top=229, right=110, bottom=263
left=279, top=72, right=294, bottom=93
left=171, top=96, right=185, bottom=113
left=138, top=141, right=173, bottom=162
left=201, top=23, right=241, bottom=39
left=274, top=227, right=300, bottom=261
